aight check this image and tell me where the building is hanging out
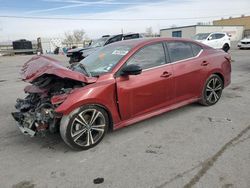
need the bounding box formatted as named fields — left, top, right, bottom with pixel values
left=213, top=15, right=250, bottom=37
left=160, top=25, right=244, bottom=41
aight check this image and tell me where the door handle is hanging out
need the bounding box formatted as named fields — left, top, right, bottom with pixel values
left=161, top=71, right=172, bottom=78
left=201, top=61, right=209, bottom=66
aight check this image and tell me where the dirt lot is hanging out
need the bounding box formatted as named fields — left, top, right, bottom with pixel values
left=0, top=50, right=249, bottom=188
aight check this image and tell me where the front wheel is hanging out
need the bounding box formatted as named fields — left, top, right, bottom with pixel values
left=199, top=74, right=223, bottom=106
left=60, top=105, right=109, bottom=150
left=222, top=43, right=230, bottom=52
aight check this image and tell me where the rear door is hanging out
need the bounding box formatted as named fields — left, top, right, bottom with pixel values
left=115, top=43, right=175, bottom=120
left=166, top=41, right=206, bottom=103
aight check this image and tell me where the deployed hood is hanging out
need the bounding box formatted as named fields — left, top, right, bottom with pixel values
left=21, top=55, right=97, bottom=83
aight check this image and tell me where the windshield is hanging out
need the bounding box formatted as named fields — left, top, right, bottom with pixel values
left=89, top=37, right=108, bottom=48
left=193, top=33, right=210, bottom=40
left=79, top=44, right=132, bottom=76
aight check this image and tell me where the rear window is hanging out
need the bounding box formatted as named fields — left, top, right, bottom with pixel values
left=167, top=42, right=193, bottom=62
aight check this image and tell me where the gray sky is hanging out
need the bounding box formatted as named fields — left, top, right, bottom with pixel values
left=0, top=0, right=249, bottom=41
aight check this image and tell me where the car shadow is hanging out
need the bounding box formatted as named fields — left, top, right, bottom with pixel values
left=10, top=102, right=202, bottom=153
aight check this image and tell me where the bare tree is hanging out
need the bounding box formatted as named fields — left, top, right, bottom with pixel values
left=64, top=31, right=74, bottom=45
left=64, top=29, right=86, bottom=46
left=73, top=29, right=85, bottom=42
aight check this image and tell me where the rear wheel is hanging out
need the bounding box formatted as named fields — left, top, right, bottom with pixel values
left=60, top=105, right=109, bottom=150
left=222, top=43, right=230, bottom=52
left=199, top=74, right=223, bottom=106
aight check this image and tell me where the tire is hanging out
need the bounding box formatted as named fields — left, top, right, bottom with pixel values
left=199, top=74, right=223, bottom=106
left=60, top=105, right=109, bottom=150
left=222, top=43, right=230, bottom=52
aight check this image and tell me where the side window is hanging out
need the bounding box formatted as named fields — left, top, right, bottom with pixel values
left=215, top=34, right=225, bottom=39
left=167, top=42, right=193, bottom=62
left=209, top=34, right=217, bottom=40
left=127, top=43, right=166, bottom=70
left=123, top=34, right=139, bottom=40
left=190, top=43, right=202, bottom=56
left=106, top=35, right=123, bottom=45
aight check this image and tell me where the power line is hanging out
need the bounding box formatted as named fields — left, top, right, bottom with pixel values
left=0, top=13, right=248, bottom=21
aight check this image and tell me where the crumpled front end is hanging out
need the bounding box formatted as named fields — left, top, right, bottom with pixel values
left=12, top=79, right=83, bottom=136
left=12, top=92, right=57, bottom=136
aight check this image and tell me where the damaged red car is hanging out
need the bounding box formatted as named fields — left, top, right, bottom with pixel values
left=12, top=38, right=231, bottom=150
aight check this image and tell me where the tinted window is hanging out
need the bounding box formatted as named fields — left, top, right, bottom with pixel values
left=215, top=33, right=225, bottom=39
left=106, top=35, right=123, bottom=45
left=123, top=34, right=139, bottom=40
left=89, top=38, right=108, bottom=48
left=193, top=33, right=210, bottom=40
left=127, top=43, right=166, bottom=70
left=210, top=34, right=217, bottom=40
left=190, top=43, right=202, bottom=56
left=167, top=42, right=193, bottom=62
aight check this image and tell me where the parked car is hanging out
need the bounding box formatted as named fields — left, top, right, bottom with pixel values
left=67, top=33, right=143, bottom=64
left=193, top=32, right=231, bottom=52
left=237, top=36, right=250, bottom=49
left=12, top=38, right=231, bottom=150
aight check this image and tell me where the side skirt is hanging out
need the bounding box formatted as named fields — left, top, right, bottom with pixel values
left=113, top=97, right=199, bottom=130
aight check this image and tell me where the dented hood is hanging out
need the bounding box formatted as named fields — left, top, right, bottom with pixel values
left=21, top=55, right=97, bottom=83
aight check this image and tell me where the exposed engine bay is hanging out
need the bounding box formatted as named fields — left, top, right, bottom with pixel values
left=12, top=71, right=85, bottom=136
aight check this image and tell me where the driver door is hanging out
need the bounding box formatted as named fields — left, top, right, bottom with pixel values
left=115, top=43, right=175, bottom=120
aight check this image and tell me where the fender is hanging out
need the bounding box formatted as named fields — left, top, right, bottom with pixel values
left=55, top=79, right=121, bottom=125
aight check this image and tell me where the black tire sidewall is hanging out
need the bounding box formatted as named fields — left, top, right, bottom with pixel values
left=61, top=105, right=109, bottom=150
left=223, top=44, right=230, bottom=52
left=201, top=74, right=223, bottom=106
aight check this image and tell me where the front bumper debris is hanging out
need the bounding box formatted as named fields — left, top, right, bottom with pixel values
left=12, top=112, right=36, bottom=137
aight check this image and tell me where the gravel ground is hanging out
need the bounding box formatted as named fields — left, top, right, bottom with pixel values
left=0, top=50, right=249, bottom=188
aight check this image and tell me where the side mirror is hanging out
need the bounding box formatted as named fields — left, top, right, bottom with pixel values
left=207, top=36, right=212, bottom=41
left=121, top=64, right=142, bottom=76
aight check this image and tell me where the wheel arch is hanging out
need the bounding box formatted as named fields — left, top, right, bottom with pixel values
left=60, top=103, right=114, bottom=132
left=95, top=103, right=114, bottom=131
left=213, top=72, right=225, bottom=88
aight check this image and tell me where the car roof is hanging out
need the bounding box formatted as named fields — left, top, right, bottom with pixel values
left=107, top=37, right=206, bottom=48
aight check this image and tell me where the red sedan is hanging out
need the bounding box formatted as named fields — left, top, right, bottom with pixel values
left=12, top=38, right=231, bottom=150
